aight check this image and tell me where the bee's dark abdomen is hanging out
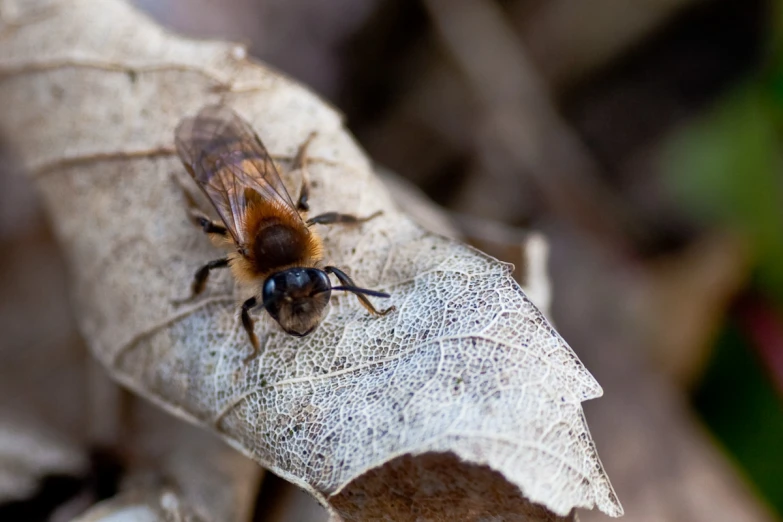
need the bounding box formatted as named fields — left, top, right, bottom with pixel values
left=252, top=222, right=308, bottom=274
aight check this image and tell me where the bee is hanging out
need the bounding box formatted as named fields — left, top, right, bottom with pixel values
left=174, top=105, right=394, bottom=361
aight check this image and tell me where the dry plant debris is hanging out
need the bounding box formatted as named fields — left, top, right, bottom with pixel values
left=0, top=0, right=621, bottom=519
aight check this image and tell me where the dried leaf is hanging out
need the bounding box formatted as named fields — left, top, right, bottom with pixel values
left=0, top=154, right=89, bottom=505
left=0, top=0, right=621, bottom=518
left=124, top=400, right=261, bottom=522
left=72, top=489, right=205, bottom=522
left=0, top=413, right=87, bottom=504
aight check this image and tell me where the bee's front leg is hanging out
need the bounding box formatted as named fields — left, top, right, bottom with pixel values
left=240, top=297, right=260, bottom=363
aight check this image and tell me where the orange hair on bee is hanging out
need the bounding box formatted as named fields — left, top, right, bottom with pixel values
left=230, top=193, right=323, bottom=283
left=174, top=105, right=393, bottom=354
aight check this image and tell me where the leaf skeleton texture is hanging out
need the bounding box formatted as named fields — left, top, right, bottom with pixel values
left=0, top=0, right=622, bottom=519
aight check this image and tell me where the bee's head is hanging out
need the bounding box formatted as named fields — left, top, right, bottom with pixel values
left=262, top=268, right=332, bottom=336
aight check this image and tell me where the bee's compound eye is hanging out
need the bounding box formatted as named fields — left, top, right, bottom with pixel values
left=305, top=269, right=331, bottom=295
left=262, top=274, right=287, bottom=315
left=262, top=277, right=276, bottom=302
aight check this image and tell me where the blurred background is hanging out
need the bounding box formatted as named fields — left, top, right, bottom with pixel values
left=1, top=0, right=782, bottom=520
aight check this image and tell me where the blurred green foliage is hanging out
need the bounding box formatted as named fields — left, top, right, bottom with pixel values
left=661, top=4, right=783, bottom=515
left=664, top=88, right=783, bottom=302
left=693, top=321, right=783, bottom=515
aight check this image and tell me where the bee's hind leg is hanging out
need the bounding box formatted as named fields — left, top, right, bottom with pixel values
left=307, top=210, right=382, bottom=226
left=290, top=132, right=379, bottom=225
left=292, top=132, right=317, bottom=212
left=171, top=174, right=227, bottom=237
left=189, top=210, right=228, bottom=237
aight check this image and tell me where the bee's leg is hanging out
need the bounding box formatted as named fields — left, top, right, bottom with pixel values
left=325, top=266, right=395, bottom=316
left=307, top=210, right=382, bottom=226
left=190, top=210, right=228, bottom=237
left=240, top=297, right=260, bottom=363
left=293, top=132, right=317, bottom=212
left=172, top=174, right=228, bottom=236
left=173, top=257, right=230, bottom=305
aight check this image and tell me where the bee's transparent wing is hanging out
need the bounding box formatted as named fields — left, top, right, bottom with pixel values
left=175, top=105, right=301, bottom=246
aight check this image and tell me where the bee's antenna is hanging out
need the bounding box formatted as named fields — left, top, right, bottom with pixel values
left=325, top=266, right=394, bottom=316
left=331, top=286, right=390, bottom=299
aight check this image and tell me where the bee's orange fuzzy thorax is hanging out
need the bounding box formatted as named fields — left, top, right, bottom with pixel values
left=229, top=252, right=262, bottom=285
left=229, top=199, right=324, bottom=285
left=242, top=198, right=301, bottom=242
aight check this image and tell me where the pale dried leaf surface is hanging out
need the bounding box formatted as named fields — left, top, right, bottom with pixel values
left=0, top=0, right=621, bottom=518
left=0, top=413, right=87, bottom=503
left=126, top=399, right=261, bottom=522
left=0, top=151, right=89, bottom=504
left=72, top=489, right=205, bottom=522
